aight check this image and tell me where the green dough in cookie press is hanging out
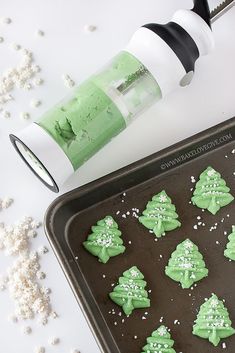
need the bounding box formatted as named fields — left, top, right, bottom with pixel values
left=10, top=1, right=234, bottom=192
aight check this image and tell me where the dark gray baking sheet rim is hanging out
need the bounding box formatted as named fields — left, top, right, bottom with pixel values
left=44, top=116, right=235, bottom=353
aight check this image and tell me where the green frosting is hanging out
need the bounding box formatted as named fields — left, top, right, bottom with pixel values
left=191, top=166, right=234, bottom=215
left=165, top=239, right=208, bottom=289
left=138, top=191, right=181, bottom=238
left=109, top=266, right=150, bottom=316
left=83, top=216, right=125, bottom=263
left=141, top=325, right=176, bottom=353
left=224, top=225, right=235, bottom=261
left=193, top=294, right=235, bottom=346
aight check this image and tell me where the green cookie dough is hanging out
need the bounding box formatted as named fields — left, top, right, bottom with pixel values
left=165, top=239, right=208, bottom=289
left=191, top=166, right=234, bottom=215
left=224, top=225, right=235, bottom=261
left=83, top=216, right=125, bottom=264
left=141, top=325, right=176, bottom=353
left=138, top=190, right=181, bottom=238
left=39, top=51, right=161, bottom=170
left=193, top=294, right=235, bottom=346
left=109, top=266, right=150, bottom=316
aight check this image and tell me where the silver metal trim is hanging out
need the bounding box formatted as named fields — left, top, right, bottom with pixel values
left=210, top=0, right=235, bottom=23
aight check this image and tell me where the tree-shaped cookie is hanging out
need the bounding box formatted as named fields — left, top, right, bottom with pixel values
left=224, top=225, right=235, bottom=261
left=191, top=166, right=234, bottom=215
left=139, top=190, right=181, bottom=238
left=83, top=216, right=125, bottom=263
left=165, top=239, right=208, bottom=289
left=193, top=294, right=235, bottom=346
left=109, top=266, right=150, bottom=316
left=141, top=325, right=176, bottom=353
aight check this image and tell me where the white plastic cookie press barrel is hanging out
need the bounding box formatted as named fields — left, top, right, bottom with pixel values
left=13, top=123, right=74, bottom=188
left=125, top=27, right=186, bottom=98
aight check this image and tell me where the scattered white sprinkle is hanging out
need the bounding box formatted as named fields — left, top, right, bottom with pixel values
left=22, top=326, right=32, bottom=335
left=32, top=65, right=41, bottom=73
left=50, top=311, right=58, bottom=319
left=36, top=30, right=45, bottom=37
left=222, top=342, right=227, bottom=349
left=0, top=197, right=13, bottom=210
left=20, top=112, right=30, bottom=120
left=33, top=78, right=44, bottom=86
left=133, top=335, right=138, bottom=340
left=10, top=43, right=21, bottom=51
left=102, top=274, right=106, bottom=278
left=2, top=110, right=11, bottom=118
left=24, top=82, right=32, bottom=90
left=84, top=24, right=97, bottom=32
left=31, top=220, right=41, bottom=229
left=34, top=347, right=45, bottom=353
left=193, top=225, right=198, bottom=230
left=28, top=229, right=38, bottom=238
left=37, top=271, right=46, bottom=280
left=62, top=74, right=75, bottom=88
left=191, top=176, right=196, bottom=183
left=49, top=337, right=60, bottom=346
left=7, top=314, right=18, bottom=323
left=116, top=211, right=120, bottom=215
left=38, top=316, right=48, bottom=326
left=38, top=246, right=49, bottom=255
left=31, top=99, right=41, bottom=108
left=0, top=17, right=12, bottom=24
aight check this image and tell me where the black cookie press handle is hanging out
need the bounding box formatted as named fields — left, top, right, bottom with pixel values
left=193, top=0, right=211, bottom=27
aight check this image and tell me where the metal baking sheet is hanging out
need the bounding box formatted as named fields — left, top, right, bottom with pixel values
left=45, top=117, right=235, bottom=353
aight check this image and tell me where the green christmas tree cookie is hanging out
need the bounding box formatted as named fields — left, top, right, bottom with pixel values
left=141, top=325, right=176, bottom=353
left=165, top=239, right=208, bottom=289
left=193, top=294, right=235, bottom=346
left=224, top=225, right=235, bottom=261
left=109, top=266, right=150, bottom=316
left=83, top=216, right=125, bottom=264
left=139, top=190, right=181, bottom=238
left=191, top=166, right=234, bottom=215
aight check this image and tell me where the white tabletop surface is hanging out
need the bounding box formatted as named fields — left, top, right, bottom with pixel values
left=0, top=0, right=235, bottom=352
